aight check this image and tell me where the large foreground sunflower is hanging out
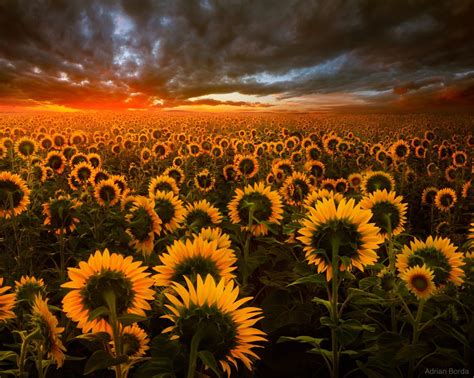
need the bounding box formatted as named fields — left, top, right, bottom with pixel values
left=62, top=249, right=155, bottom=333
left=396, top=236, right=465, bottom=288
left=297, top=198, right=383, bottom=281
left=162, top=275, right=266, bottom=377
left=0, top=171, right=31, bottom=218
left=153, top=233, right=237, bottom=286
left=228, top=182, right=283, bottom=236
left=360, top=189, right=408, bottom=238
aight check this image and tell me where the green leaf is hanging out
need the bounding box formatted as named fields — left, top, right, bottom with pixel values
left=308, top=347, right=333, bottom=361
left=118, top=313, right=147, bottom=326
left=75, top=332, right=111, bottom=344
left=84, top=350, right=128, bottom=375
left=0, top=351, right=17, bottom=362
left=277, top=335, right=326, bottom=347
left=288, top=274, right=326, bottom=287
left=359, top=276, right=378, bottom=291
left=198, top=351, right=222, bottom=377
left=87, top=306, right=109, bottom=322
left=312, top=297, right=332, bottom=312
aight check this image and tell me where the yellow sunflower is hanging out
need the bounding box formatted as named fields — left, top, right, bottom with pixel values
left=43, top=195, right=82, bottom=234
left=389, top=140, right=410, bottom=161
left=194, top=169, right=215, bottom=193
left=164, top=166, right=185, bottom=186
left=44, top=151, right=66, bottom=174
left=400, top=265, right=436, bottom=300
left=126, top=197, right=162, bottom=256
left=396, top=236, right=465, bottom=287
left=70, top=161, right=94, bottom=187
left=94, top=179, right=121, bottom=207
left=434, top=188, right=457, bottom=212
left=183, top=199, right=223, bottom=231
left=303, top=189, right=344, bottom=210
left=234, top=154, right=259, bottom=179
left=0, top=171, right=31, bottom=219
left=153, top=233, right=237, bottom=286
left=421, top=187, right=438, bottom=206
left=228, top=182, right=283, bottom=236
left=0, top=277, right=16, bottom=322
left=149, top=175, right=180, bottom=196
left=304, top=160, right=325, bottom=180
left=30, top=295, right=66, bottom=367
left=111, top=323, right=150, bottom=358
left=162, top=275, right=266, bottom=377
left=360, top=189, right=408, bottom=238
left=15, top=276, right=46, bottom=313
left=151, top=190, right=185, bottom=234
left=14, top=137, right=37, bottom=159
left=61, top=249, right=155, bottom=333
left=361, top=171, right=396, bottom=194
left=279, top=171, right=313, bottom=206
left=297, top=198, right=383, bottom=281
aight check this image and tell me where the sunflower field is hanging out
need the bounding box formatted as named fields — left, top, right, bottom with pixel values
left=0, top=112, right=472, bottom=378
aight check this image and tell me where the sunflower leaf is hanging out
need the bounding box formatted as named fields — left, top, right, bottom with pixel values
left=87, top=306, right=109, bottom=322
left=118, top=313, right=148, bottom=326
left=84, top=350, right=128, bottom=375
left=198, top=351, right=222, bottom=377
left=288, top=274, right=326, bottom=287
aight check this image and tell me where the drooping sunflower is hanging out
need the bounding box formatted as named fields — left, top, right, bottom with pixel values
left=297, top=198, right=383, bottom=281
left=421, top=187, right=438, bottom=206
left=194, top=169, right=215, bottom=193
left=15, top=276, right=47, bottom=313
left=0, top=277, right=16, bottom=322
left=400, top=265, right=436, bottom=300
left=389, top=140, right=410, bottom=161
left=303, top=189, right=344, bottom=210
left=126, top=197, right=162, bottom=256
left=361, top=171, right=396, bottom=194
left=62, top=249, right=155, bottom=333
left=228, top=182, right=283, bottom=236
left=396, top=236, right=465, bottom=288
left=151, top=190, right=185, bottom=234
left=234, top=154, right=259, bottom=179
left=434, top=188, right=457, bottom=212
left=43, top=195, right=82, bottom=234
left=153, top=234, right=237, bottom=286
left=94, top=179, right=121, bottom=207
left=183, top=199, right=223, bottom=231
left=29, top=295, right=66, bottom=367
left=279, top=171, right=313, bottom=207
left=149, top=175, right=179, bottom=196
left=14, top=137, right=37, bottom=159
left=0, top=171, right=31, bottom=219
left=162, top=275, right=266, bottom=377
left=360, top=190, right=408, bottom=238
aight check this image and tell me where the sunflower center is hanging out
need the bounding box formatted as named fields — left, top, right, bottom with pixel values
left=370, top=201, right=401, bottom=233
left=171, top=256, right=220, bottom=285
left=19, top=141, right=35, bottom=156
left=197, top=174, right=212, bottom=188
left=440, top=194, right=453, bottom=207
left=238, top=192, right=273, bottom=223
left=168, top=170, right=182, bottom=183
left=311, top=220, right=361, bottom=262
left=290, top=179, right=310, bottom=202
left=366, top=175, right=392, bottom=193
left=77, top=167, right=91, bottom=181
left=407, top=247, right=451, bottom=286
left=122, top=333, right=141, bottom=356
left=410, top=274, right=429, bottom=292
left=81, top=270, right=134, bottom=316
left=186, top=210, right=213, bottom=229
left=239, top=159, right=255, bottom=175
left=177, top=306, right=237, bottom=360
left=310, top=164, right=323, bottom=177
left=0, top=180, right=23, bottom=208
left=48, top=155, right=63, bottom=170
left=99, top=185, right=117, bottom=203
left=396, top=145, right=408, bottom=157
left=153, top=182, right=173, bottom=193
left=129, top=208, right=154, bottom=242
left=155, top=199, right=175, bottom=224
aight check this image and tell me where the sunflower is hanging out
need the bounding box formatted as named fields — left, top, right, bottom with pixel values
left=234, top=154, right=259, bottom=179
left=323, top=134, right=341, bottom=155
left=31, top=163, right=48, bottom=184
left=111, top=175, right=128, bottom=195
left=421, top=187, right=438, bottom=206
left=390, top=140, right=410, bottom=161
left=280, top=171, right=313, bottom=206
left=14, top=137, right=37, bottom=159
left=162, top=275, right=266, bottom=377
left=111, top=323, right=150, bottom=358
left=303, top=189, right=344, bottom=210
left=320, top=178, right=337, bottom=192
left=126, top=197, right=162, bottom=256
left=0, top=171, right=31, bottom=219
left=140, top=147, right=153, bottom=165
left=94, top=179, right=121, bottom=207
left=396, top=236, right=465, bottom=287
left=452, top=151, right=467, bottom=167
left=43, top=195, right=82, bottom=234
left=334, top=178, right=349, bottom=194
left=15, top=276, right=47, bottom=312
left=183, top=200, right=223, bottom=231
left=194, top=169, right=215, bottom=193
left=360, top=190, right=408, bottom=238
left=400, top=265, right=436, bottom=300
left=223, top=164, right=238, bottom=182
left=297, top=198, right=383, bottom=281
left=151, top=190, right=185, bottom=234
left=272, top=159, right=293, bottom=176
left=361, top=171, right=396, bottom=194
left=70, top=161, right=94, bottom=187
left=305, top=145, right=322, bottom=161
left=377, top=267, right=396, bottom=291
left=228, top=182, right=283, bottom=236
left=0, top=277, right=16, bottom=322
left=164, top=166, right=185, bottom=186
left=90, top=168, right=110, bottom=186
left=434, top=188, right=457, bottom=212
left=462, top=181, right=473, bottom=200
left=375, top=149, right=388, bottom=164
left=153, top=234, right=237, bottom=286
left=469, top=223, right=474, bottom=247
left=70, top=153, right=89, bottom=167
left=61, top=249, right=155, bottom=333
left=29, top=295, right=66, bottom=367
left=0, top=145, right=6, bottom=160
left=44, top=151, right=66, bottom=174
left=149, top=175, right=179, bottom=196
left=304, top=160, right=325, bottom=179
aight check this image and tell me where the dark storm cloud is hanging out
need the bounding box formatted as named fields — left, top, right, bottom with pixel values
left=1, top=0, right=473, bottom=110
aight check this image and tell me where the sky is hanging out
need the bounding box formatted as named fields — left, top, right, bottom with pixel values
left=1, top=0, right=473, bottom=113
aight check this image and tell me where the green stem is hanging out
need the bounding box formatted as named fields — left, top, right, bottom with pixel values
left=187, top=330, right=203, bottom=378
left=18, top=328, right=42, bottom=377
left=59, top=229, right=66, bottom=282
left=242, top=205, right=255, bottom=287
left=408, top=300, right=425, bottom=378
left=104, top=291, right=123, bottom=378
left=36, top=347, right=45, bottom=378
left=330, top=239, right=340, bottom=378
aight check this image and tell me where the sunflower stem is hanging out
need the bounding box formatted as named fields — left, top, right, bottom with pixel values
left=18, top=327, right=42, bottom=377
left=242, top=205, right=255, bottom=287
left=408, top=299, right=425, bottom=378
left=384, top=215, right=397, bottom=332
left=104, top=290, right=123, bottom=378
left=36, top=346, right=45, bottom=378
left=330, top=238, right=340, bottom=378
left=59, top=229, right=66, bottom=282
left=187, top=329, right=203, bottom=378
